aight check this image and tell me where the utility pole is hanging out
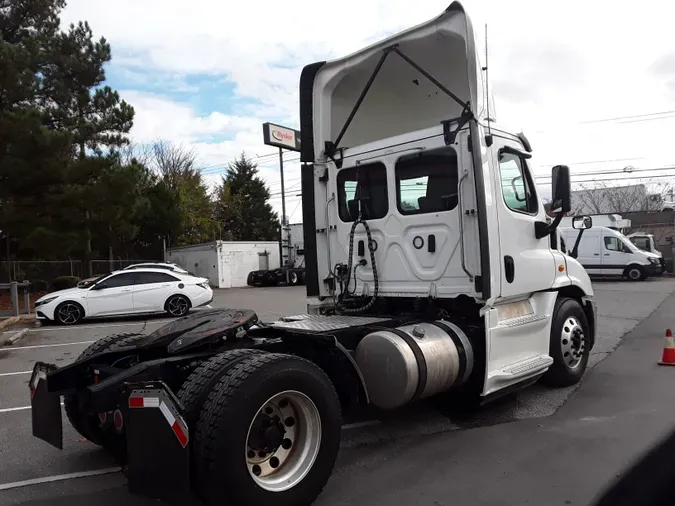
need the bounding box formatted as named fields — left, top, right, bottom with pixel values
left=261, top=122, right=301, bottom=272
left=279, top=147, right=290, bottom=268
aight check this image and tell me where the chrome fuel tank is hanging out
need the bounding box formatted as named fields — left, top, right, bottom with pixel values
left=354, top=321, right=474, bottom=410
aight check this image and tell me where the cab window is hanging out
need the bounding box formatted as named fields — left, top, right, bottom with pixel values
left=337, top=163, right=388, bottom=222
left=395, top=148, right=458, bottom=215
left=604, top=236, right=631, bottom=253
left=498, top=150, right=538, bottom=214
left=631, top=237, right=649, bottom=251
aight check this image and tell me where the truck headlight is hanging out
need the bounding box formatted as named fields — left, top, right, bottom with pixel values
left=649, top=258, right=659, bottom=265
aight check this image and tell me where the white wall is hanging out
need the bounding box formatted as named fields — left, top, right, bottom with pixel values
left=167, top=243, right=219, bottom=287
left=217, top=241, right=280, bottom=288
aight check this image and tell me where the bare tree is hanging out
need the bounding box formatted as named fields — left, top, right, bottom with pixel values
left=117, top=142, right=153, bottom=167
left=151, top=140, right=200, bottom=190
left=571, top=179, right=674, bottom=215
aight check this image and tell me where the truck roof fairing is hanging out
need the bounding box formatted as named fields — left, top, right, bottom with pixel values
left=299, top=2, right=490, bottom=163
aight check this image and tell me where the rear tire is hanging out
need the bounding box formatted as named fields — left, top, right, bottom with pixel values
left=64, top=332, right=145, bottom=451
left=177, top=349, right=267, bottom=495
left=196, top=353, right=342, bottom=506
left=542, top=297, right=590, bottom=388
left=166, top=294, right=191, bottom=317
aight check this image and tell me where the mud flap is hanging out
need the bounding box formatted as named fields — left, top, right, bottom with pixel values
left=124, top=381, right=190, bottom=503
left=29, top=362, right=63, bottom=450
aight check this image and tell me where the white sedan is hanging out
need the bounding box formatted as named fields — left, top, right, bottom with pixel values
left=35, top=268, right=214, bottom=325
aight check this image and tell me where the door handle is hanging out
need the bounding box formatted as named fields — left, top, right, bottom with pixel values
left=604, top=254, right=610, bottom=256
left=504, top=256, right=515, bottom=283
left=428, top=234, right=436, bottom=253
left=121, top=288, right=132, bottom=292
left=594, top=253, right=600, bottom=256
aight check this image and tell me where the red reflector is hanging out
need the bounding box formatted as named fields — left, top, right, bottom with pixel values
left=129, top=397, right=144, bottom=408
left=172, top=421, right=189, bottom=448
left=94, top=376, right=99, bottom=384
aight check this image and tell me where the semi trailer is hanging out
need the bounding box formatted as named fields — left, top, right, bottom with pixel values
left=29, top=3, right=597, bottom=506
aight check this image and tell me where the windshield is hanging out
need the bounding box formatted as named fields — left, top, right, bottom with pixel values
left=630, top=236, right=650, bottom=251
left=81, top=272, right=112, bottom=288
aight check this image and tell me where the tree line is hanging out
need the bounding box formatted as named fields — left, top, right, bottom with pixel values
left=0, top=0, right=280, bottom=271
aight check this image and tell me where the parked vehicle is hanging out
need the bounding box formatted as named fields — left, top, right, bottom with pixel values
left=34, top=268, right=213, bottom=324
left=561, top=226, right=662, bottom=280
left=627, top=232, right=666, bottom=273
left=29, top=4, right=597, bottom=506
left=248, top=224, right=306, bottom=287
left=123, top=262, right=189, bottom=274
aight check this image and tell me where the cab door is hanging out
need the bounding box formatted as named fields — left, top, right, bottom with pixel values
left=491, top=138, right=556, bottom=298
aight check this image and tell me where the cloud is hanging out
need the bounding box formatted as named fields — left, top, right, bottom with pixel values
left=60, top=0, right=675, bottom=224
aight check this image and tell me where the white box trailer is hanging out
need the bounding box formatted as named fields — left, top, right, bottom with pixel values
left=167, top=241, right=281, bottom=288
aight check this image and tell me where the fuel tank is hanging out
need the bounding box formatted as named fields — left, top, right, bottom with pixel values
left=354, top=320, right=474, bottom=409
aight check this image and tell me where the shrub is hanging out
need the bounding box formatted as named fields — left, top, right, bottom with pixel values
left=28, top=279, right=49, bottom=293
left=51, top=276, right=81, bottom=291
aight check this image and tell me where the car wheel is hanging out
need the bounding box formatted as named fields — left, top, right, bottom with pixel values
left=289, top=271, right=299, bottom=286
left=196, top=353, right=341, bottom=506
left=166, top=294, right=191, bottom=317
left=542, top=297, right=590, bottom=388
left=54, top=301, right=84, bottom=325
left=625, top=264, right=646, bottom=281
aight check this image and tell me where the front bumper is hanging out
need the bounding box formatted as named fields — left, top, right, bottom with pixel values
left=646, top=263, right=663, bottom=276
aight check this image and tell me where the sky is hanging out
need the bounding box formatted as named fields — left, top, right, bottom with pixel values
left=60, top=0, right=675, bottom=222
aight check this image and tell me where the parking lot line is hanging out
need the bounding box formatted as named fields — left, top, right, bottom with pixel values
left=0, top=401, right=63, bottom=414
left=5, top=340, right=95, bottom=351
left=32, top=319, right=173, bottom=332
left=0, top=370, right=32, bottom=377
left=0, top=467, right=121, bottom=491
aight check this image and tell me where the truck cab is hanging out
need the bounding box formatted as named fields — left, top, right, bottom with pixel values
left=627, top=232, right=665, bottom=273
left=300, top=1, right=596, bottom=399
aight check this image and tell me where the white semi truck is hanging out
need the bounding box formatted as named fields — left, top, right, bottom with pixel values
left=29, top=4, right=597, bottom=506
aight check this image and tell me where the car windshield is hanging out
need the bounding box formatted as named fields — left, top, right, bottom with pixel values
left=83, top=272, right=112, bottom=288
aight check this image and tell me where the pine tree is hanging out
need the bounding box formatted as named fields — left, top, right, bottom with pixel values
left=215, top=153, right=279, bottom=241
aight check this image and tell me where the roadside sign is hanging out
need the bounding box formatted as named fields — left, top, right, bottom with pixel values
left=262, top=123, right=301, bottom=152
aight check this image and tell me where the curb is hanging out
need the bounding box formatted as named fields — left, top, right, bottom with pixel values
left=0, top=316, right=21, bottom=332
left=0, top=314, right=36, bottom=333
left=4, top=328, right=29, bottom=346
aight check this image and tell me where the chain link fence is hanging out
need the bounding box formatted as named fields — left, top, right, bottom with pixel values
left=0, top=259, right=161, bottom=290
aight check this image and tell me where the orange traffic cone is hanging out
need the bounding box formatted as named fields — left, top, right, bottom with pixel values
left=658, top=329, right=675, bottom=366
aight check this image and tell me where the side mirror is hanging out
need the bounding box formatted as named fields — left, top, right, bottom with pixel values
left=572, top=216, right=593, bottom=230
left=550, top=165, right=571, bottom=214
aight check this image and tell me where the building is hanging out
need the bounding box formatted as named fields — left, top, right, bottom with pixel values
left=571, top=183, right=662, bottom=215
left=167, top=241, right=281, bottom=289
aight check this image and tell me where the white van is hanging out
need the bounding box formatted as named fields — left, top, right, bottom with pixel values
left=561, top=226, right=662, bottom=281
left=627, top=232, right=666, bottom=273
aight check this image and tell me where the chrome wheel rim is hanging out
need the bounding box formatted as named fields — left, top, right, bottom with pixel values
left=168, top=297, right=188, bottom=316
left=57, top=303, right=81, bottom=324
left=290, top=273, right=298, bottom=284
left=561, top=316, right=585, bottom=369
left=245, top=390, right=321, bottom=492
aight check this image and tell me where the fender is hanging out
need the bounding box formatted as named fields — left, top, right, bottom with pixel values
left=278, top=335, right=370, bottom=408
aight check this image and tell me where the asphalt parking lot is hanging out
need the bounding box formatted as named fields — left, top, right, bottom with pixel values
left=1, top=280, right=675, bottom=505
